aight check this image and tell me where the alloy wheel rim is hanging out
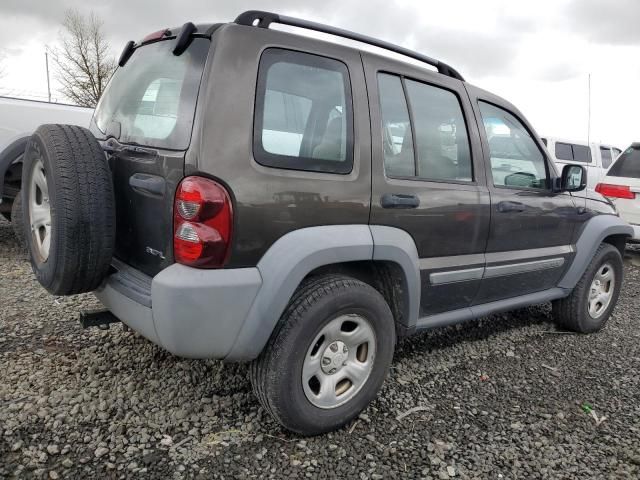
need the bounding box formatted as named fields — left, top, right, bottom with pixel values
left=588, top=262, right=615, bottom=319
left=302, top=313, right=376, bottom=409
left=29, top=159, right=52, bottom=262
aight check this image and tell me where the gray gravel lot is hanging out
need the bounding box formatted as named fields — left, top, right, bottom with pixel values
left=1, top=217, right=640, bottom=479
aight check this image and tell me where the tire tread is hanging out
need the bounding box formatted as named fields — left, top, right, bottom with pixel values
left=552, top=243, right=622, bottom=333
left=23, top=124, right=114, bottom=295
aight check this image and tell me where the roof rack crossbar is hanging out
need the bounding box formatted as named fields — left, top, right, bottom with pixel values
left=234, top=10, right=464, bottom=82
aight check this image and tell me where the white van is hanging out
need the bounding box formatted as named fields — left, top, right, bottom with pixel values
left=541, top=137, right=621, bottom=193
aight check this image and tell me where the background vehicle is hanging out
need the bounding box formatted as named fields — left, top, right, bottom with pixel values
left=596, top=143, right=640, bottom=241
left=19, top=11, right=633, bottom=436
left=541, top=136, right=620, bottom=193
left=0, top=96, right=93, bottom=230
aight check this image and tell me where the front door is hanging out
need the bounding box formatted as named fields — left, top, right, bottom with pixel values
left=364, top=54, right=490, bottom=317
left=468, top=88, right=580, bottom=303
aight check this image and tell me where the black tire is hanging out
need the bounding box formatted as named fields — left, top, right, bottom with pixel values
left=22, top=124, right=115, bottom=295
left=249, top=274, right=396, bottom=436
left=11, top=193, right=25, bottom=244
left=552, top=243, right=623, bottom=333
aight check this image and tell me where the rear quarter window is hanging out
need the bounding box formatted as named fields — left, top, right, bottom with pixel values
left=253, top=48, right=354, bottom=174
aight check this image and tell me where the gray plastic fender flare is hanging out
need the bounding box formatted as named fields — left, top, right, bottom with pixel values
left=558, top=214, right=633, bottom=289
left=224, top=224, right=421, bottom=361
left=369, top=225, right=421, bottom=328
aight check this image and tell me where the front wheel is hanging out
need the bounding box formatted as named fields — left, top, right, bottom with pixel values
left=552, top=243, right=623, bottom=333
left=250, top=275, right=396, bottom=435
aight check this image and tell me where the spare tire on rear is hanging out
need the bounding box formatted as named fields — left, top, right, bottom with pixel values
left=22, top=124, right=115, bottom=295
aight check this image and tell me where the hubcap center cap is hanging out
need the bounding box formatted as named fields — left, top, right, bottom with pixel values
left=321, top=341, right=349, bottom=375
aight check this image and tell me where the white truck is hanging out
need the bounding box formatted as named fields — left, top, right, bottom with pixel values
left=541, top=136, right=622, bottom=194
left=0, top=96, right=93, bottom=228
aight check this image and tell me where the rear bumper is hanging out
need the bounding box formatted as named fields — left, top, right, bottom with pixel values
left=94, top=261, right=262, bottom=359
left=630, top=224, right=640, bottom=241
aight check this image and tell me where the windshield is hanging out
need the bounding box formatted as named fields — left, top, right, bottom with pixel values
left=607, top=146, right=640, bottom=179
left=93, top=38, right=209, bottom=150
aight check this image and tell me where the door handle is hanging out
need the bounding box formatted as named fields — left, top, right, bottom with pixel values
left=381, top=193, right=420, bottom=209
left=497, top=201, right=525, bottom=213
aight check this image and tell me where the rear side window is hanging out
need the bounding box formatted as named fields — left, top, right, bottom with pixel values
left=93, top=38, right=209, bottom=150
left=254, top=49, right=353, bottom=174
left=554, top=142, right=592, bottom=163
left=608, top=147, right=640, bottom=178
left=600, top=147, right=613, bottom=168
left=405, top=79, right=472, bottom=182
left=377, top=73, right=473, bottom=182
left=555, top=142, right=573, bottom=161
left=572, top=144, right=592, bottom=163
left=378, top=74, right=415, bottom=177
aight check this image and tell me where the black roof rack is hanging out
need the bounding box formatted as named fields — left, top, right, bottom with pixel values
left=235, top=10, right=465, bottom=82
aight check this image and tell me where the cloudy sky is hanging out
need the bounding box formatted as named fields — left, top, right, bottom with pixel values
left=0, top=0, right=638, bottom=148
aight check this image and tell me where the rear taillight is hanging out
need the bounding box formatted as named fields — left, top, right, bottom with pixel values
left=173, top=177, right=233, bottom=268
left=595, top=183, right=636, bottom=200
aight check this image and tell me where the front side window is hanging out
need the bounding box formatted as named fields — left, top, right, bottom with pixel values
left=254, top=49, right=353, bottom=174
left=600, top=147, right=613, bottom=169
left=479, top=102, right=549, bottom=190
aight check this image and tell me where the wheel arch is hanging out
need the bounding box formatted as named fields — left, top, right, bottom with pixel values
left=0, top=136, right=29, bottom=200
left=558, top=215, right=633, bottom=290
left=224, top=225, right=421, bottom=361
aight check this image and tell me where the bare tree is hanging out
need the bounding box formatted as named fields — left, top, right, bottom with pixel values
left=53, top=9, right=116, bottom=107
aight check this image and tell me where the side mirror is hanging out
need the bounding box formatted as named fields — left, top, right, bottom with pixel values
left=560, top=164, right=587, bottom=192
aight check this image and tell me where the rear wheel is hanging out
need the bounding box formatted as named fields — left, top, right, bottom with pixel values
left=552, top=243, right=623, bottom=333
left=250, top=275, right=396, bottom=435
left=22, top=124, right=115, bottom=295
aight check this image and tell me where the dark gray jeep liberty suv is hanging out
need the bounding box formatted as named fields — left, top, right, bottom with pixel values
left=20, top=11, right=633, bottom=435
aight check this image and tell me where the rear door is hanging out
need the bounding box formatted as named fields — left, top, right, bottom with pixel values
left=90, top=36, right=210, bottom=276
left=604, top=145, right=640, bottom=227
left=364, top=53, right=490, bottom=317
left=467, top=87, right=579, bottom=303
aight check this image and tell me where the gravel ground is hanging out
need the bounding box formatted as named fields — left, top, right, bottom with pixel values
left=1, top=216, right=640, bottom=479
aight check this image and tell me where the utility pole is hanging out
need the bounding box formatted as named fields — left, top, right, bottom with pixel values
left=45, top=51, right=51, bottom=102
